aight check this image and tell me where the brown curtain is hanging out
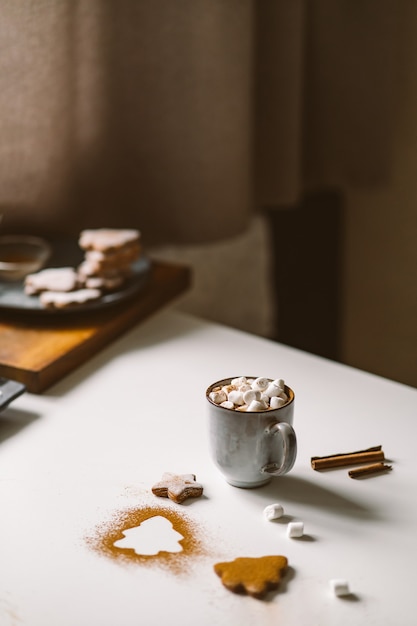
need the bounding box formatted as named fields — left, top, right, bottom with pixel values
left=0, top=0, right=401, bottom=245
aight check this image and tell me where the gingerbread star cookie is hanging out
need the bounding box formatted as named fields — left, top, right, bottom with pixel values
left=213, top=555, right=288, bottom=599
left=151, top=473, right=204, bottom=504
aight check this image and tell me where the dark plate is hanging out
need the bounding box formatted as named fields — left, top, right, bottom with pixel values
left=0, top=238, right=151, bottom=314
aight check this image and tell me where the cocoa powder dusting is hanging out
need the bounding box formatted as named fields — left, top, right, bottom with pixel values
left=85, top=504, right=209, bottom=575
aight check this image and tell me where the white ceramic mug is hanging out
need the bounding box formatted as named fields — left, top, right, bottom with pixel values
left=206, top=377, right=297, bottom=488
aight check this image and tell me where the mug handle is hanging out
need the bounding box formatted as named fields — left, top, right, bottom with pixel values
left=261, top=421, right=297, bottom=476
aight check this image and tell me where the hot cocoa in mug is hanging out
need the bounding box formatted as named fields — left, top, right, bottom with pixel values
left=206, top=376, right=297, bottom=488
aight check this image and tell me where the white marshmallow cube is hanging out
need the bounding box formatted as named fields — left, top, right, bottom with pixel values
left=228, top=390, right=245, bottom=406
left=263, top=503, right=284, bottom=521
left=220, top=400, right=234, bottom=409
left=270, top=396, right=286, bottom=409
left=287, top=521, right=304, bottom=538
left=265, top=382, right=281, bottom=398
left=329, top=579, right=351, bottom=597
left=209, top=390, right=227, bottom=404
left=243, top=389, right=261, bottom=404
left=231, top=376, right=247, bottom=387
left=253, top=377, right=269, bottom=391
left=247, top=400, right=266, bottom=412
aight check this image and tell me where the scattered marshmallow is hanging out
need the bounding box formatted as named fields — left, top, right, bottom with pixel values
left=329, top=579, right=351, bottom=597
left=263, top=503, right=284, bottom=521
left=209, top=377, right=290, bottom=412
left=287, top=521, right=304, bottom=538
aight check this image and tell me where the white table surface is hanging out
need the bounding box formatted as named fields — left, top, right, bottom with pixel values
left=1, top=310, right=416, bottom=626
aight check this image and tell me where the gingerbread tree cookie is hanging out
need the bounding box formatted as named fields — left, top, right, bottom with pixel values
left=214, top=555, right=288, bottom=599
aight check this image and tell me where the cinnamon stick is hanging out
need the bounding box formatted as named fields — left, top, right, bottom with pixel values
left=348, top=462, right=392, bottom=478
left=311, top=446, right=385, bottom=470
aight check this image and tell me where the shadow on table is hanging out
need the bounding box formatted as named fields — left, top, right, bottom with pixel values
left=43, top=311, right=203, bottom=398
left=250, top=474, right=376, bottom=520
left=0, top=406, right=39, bottom=443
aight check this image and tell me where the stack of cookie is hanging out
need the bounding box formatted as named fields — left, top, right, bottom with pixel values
left=77, top=228, right=141, bottom=292
left=24, top=228, right=141, bottom=309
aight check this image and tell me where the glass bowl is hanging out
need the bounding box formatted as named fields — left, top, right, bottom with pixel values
left=0, top=235, right=51, bottom=281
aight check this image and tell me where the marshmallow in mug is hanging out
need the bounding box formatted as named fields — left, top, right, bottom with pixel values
left=208, top=376, right=289, bottom=412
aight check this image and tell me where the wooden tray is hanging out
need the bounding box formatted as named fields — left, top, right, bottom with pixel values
left=0, top=259, right=191, bottom=393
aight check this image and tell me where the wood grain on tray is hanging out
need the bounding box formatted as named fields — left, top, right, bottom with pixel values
left=0, top=260, right=191, bottom=393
